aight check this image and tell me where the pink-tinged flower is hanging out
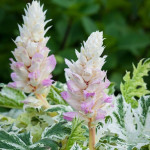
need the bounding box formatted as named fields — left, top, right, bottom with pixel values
left=42, top=79, right=53, bottom=86
left=8, top=1, right=56, bottom=95
left=96, top=109, right=106, bottom=120
left=63, top=112, right=78, bottom=121
left=61, top=91, right=69, bottom=101
left=61, top=31, right=113, bottom=123
left=81, top=100, right=95, bottom=114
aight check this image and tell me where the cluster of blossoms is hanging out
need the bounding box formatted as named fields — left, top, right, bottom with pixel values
left=8, top=0, right=113, bottom=124
left=61, top=31, right=113, bottom=123
left=8, top=1, right=56, bottom=95
left=7, top=1, right=113, bottom=149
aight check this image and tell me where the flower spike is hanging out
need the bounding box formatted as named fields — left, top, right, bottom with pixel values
left=62, top=31, right=112, bottom=123
left=61, top=31, right=113, bottom=149
left=8, top=1, right=56, bottom=95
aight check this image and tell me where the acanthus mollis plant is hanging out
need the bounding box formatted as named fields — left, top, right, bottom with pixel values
left=0, top=1, right=150, bottom=150
left=8, top=1, right=56, bottom=109
left=61, top=31, right=114, bottom=150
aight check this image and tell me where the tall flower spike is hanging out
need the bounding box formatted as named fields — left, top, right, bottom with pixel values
left=61, top=31, right=113, bottom=150
left=8, top=1, right=56, bottom=96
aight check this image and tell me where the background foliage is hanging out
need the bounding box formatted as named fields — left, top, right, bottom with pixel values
left=0, top=0, right=150, bottom=91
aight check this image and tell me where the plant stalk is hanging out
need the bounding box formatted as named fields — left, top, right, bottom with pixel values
left=88, top=120, right=96, bottom=150
left=35, top=94, right=50, bottom=109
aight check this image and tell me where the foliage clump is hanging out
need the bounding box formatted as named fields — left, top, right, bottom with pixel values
left=121, top=59, right=150, bottom=108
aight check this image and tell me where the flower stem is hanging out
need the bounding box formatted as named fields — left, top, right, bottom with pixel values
left=35, top=94, right=50, bottom=109
left=88, top=120, right=95, bottom=150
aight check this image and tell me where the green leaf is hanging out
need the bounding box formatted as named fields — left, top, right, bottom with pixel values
left=0, top=128, right=59, bottom=150
left=66, top=118, right=87, bottom=150
left=0, top=84, right=26, bottom=109
left=15, top=109, right=54, bottom=143
left=140, top=96, right=150, bottom=125
left=81, top=16, right=98, bottom=34
left=96, top=96, right=150, bottom=149
left=42, top=121, right=71, bottom=141
left=52, top=0, right=77, bottom=8
left=113, top=96, right=125, bottom=128
left=108, top=82, right=115, bottom=95
left=0, top=114, right=14, bottom=126
left=81, top=4, right=100, bottom=15
left=121, top=59, right=150, bottom=108
left=47, top=83, right=68, bottom=105
left=118, top=31, right=150, bottom=56
left=70, top=142, right=82, bottom=150
left=46, top=104, right=73, bottom=121
left=18, top=132, right=32, bottom=146
left=0, top=128, right=28, bottom=150
left=30, top=138, right=59, bottom=150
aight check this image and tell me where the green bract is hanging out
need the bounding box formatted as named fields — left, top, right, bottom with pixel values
left=121, top=59, right=150, bottom=108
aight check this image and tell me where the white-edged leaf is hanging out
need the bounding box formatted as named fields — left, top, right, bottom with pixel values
left=96, top=96, right=150, bottom=149
left=0, top=128, right=28, bottom=150
left=0, top=84, right=26, bottom=109
left=42, top=121, right=71, bottom=141
left=47, top=83, right=68, bottom=105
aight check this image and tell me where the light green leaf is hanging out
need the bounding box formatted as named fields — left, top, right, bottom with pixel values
left=121, top=59, right=150, bottom=108
left=0, top=84, right=26, bottom=109
left=66, top=118, right=87, bottom=150
left=15, top=108, right=54, bottom=143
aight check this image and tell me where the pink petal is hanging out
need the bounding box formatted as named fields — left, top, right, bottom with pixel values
left=28, top=71, right=40, bottom=79
left=104, top=78, right=110, bottom=88
left=11, top=73, right=17, bottom=81
left=32, top=53, right=43, bottom=60
left=61, top=91, right=69, bottom=101
left=42, top=79, right=53, bottom=86
left=15, top=62, right=24, bottom=68
left=103, top=93, right=112, bottom=103
left=47, top=55, right=56, bottom=72
left=9, top=58, right=14, bottom=63
left=96, top=109, right=106, bottom=120
left=8, top=82, right=17, bottom=88
left=81, top=100, right=94, bottom=114
left=21, top=100, right=29, bottom=104
left=83, top=90, right=95, bottom=99
left=63, top=112, right=78, bottom=121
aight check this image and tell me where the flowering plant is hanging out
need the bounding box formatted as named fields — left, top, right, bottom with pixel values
left=0, top=1, right=149, bottom=150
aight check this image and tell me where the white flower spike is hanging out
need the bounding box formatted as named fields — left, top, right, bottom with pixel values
left=8, top=1, right=56, bottom=95
left=61, top=31, right=113, bottom=123
left=61, top=31, right=113, bottom=149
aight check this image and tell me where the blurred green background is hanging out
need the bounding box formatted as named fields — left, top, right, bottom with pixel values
left=0, top=0, right=150, bottom=91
